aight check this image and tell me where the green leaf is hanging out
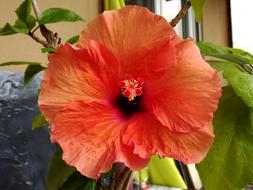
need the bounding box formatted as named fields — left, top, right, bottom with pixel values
left=41, top=47, right=56, bottom=53
left=66, top=35, right=79, bottom=44
left=15, top=0, right=32, bottom=23
left=119, top=0, right=126, bottom=7
left=197, top=86, right=253, bottom=190
left=104, top=0, right=125, bottom=10
left=198, top=41, right=253, bottom=65
left=104, top=0, right=109, bottom=10
left=46, top=147, right=76, bottom=190
left=32, top=113, right=48, bottom=130
left=227, top=47, right=253, bottom=64
left=148, top=155, right=187, bottom=188
left=27, top=15, right=36, bottom=30
left=0, top=0, right=36, bottom=36
left=58, top=172, right=96, bottom=190
left=209, top=60, right=253, bottom=109
left=24, top=64, right=46, bottom=86
left=12, top=19, right=29, bottom=33
left=38, top=8, right=84, bottom=25
left=0, top=18, right=35, bottom=35
left=0, top=23, right=17, bottom=36
left=109, top=0, right=122, bottom=10
left=0, top=61, right=41, bottom=67
left=190, top=0, right=206, bottom=22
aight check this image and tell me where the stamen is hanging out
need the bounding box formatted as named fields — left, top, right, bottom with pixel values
left=119, top=74, right=144, bottom=101
left=119, top=81, right=126, bottom=88
left=135, top=88, right=142, bottom=96
left=123, top=90, right=131, bottom=97
left=137, top=77, right=144, bottom=85
left=125, top=74, right=133, bottom=80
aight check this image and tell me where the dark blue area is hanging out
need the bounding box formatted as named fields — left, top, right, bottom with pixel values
left=0, top=72, right=55, bottom=190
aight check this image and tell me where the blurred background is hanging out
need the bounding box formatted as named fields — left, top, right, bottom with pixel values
left=0, top=0, right=99, bottom=71
left=2, top=0, right=250, bottom=72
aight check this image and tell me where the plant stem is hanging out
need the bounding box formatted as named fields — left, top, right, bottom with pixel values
left=31, top=0, right=40, bottom=20
left=115, top=167, right=132, bottom=190
left=30, top=0, right=48, bottom=47
left=170, top=1, right=191, bottom=27
left=122, top=171, right=133, bottom=190
left=40, top=25, right=58, bottom=48
left=110, top=172, right=116, bottom=189
left=31, top=25, right=40, bottom=34
left=31, top=0, right=60, bottom=48
left=27, top=31, right=48, bottom=47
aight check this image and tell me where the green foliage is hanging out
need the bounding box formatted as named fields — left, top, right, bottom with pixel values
left=66, top=35, right=79, bottom=44
left=15, top=0, right=32, bottom=23
left=148, top=156, right=187, bottom=188
left=0, top=21, right=32, bottom=35
left=198, top=41, right=253, bottom=65
left=209, top=61, right=253, bottom=109
left=45, top=148, right=95, bottom=190
left=0, top=18, right=35, bottom=36
left=1, top=0, right=85, bottom=38
left=13, top=19, right=30, bottom=33
left=27, top=15, right=36, bottom=30
left=41, top=47, right=56, bottom=53
left=46, top=147, right=76, bottom=190
left=24, top=64, right=46, bottom=86
left=227, top=48, right=253, bottom=62
left=104, top=0, right=110, bottom=10
left=32, top=113, right=48, bottom=130
left=199, top=42, right=253, bottom=109
left=197, top=86, right=253, bottom=190
left=38, top=8, right=84, bottom=25
left=104, top=0, right=126, bottom=10
left=198, top=40, right=253, bottom=190
left=190, top=0, right=206, bottom=22
left=0, top=23, right=18, bottom=36
left=15, top=0, right=36, bottom=30
left=0, top=0, right=36, bottom=36
left=58, top=172, right=96, bottom=190
left=0, top=61, right=41, bottom=66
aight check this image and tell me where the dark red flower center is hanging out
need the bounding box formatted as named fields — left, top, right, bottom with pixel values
left=115, top=74, right=144, bottom=116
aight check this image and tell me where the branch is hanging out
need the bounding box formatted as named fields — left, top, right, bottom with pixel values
left=115, top=167, right=132, bottom=190
left=31, top=0, right=40, bottom=20
left=170, top=1, right=191, bottom=27
left=31, top=0, right=60, bottom=48
left=121, top=171, right=133, bottom=190
left=109, top=172, right=116, bottom=190
left=40, top=25, right=59, bottom=48
left=28, top=32, right=48, bottom=47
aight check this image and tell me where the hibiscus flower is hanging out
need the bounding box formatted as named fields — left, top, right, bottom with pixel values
left=38, top=6, right=221, bottom=179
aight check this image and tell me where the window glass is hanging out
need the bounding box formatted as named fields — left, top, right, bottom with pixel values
left=154, top=0, right=183, bottom=35
left=231, top=0, right=253, bottom=53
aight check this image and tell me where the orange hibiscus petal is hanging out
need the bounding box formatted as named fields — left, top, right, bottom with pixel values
left=118, top=142, right=150, bottom=170
left=51, top=101, right=150, bottom=178
left=51, top=101, right=120, bottom=179
left=122, top=112, right=214, bottom=163
left=39, top=41, right=120, bottom=122
left=146, top=38, right=221, bottom=133
left=132, top=39, right=177, bottom=84
left=77, top=6, right=176, bottom=73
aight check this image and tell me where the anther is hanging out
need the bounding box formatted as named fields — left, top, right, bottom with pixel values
left=119, top=74, right=144, bottom=101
